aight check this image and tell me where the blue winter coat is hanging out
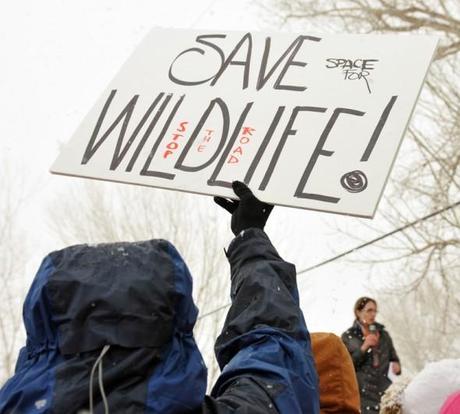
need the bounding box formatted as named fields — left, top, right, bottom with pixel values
left=0, top=229, right=319, bottom=413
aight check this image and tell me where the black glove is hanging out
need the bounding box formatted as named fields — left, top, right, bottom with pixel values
left=214, top=181, right=274, bottom=236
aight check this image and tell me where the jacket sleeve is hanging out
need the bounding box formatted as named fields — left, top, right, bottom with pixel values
left=341, top=331, right=367, bottom=369
left=386, top=331, right=400, bottom=364
left=202, top=228, right=319, bottom=414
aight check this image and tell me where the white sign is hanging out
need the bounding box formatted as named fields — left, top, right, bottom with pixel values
left=51, top=29, right=438, bottom=218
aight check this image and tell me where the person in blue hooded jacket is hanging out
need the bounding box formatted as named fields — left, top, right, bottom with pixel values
left=0, top=181, right=319, bottom=414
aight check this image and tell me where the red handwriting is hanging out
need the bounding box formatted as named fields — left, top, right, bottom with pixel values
left=163, top=121, right=189, bottom=159
left=197, top=129, right=214, bottom=153
left=228, top=126, right=255, bottom=164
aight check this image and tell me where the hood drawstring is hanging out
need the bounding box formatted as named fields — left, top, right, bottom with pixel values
left=89, top=345, right=111, bottom=414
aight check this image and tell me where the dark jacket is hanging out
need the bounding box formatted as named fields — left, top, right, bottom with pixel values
left=341, top=320, right=400, bottom=414
left=0, top=228, right=319, bottom=413
left=203, top=228, right=319, bottom=413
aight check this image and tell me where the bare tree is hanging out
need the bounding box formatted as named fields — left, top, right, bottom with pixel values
left=269, top=0, right=460, bottom=368
left=47, top=179, right=231, bottom=387
left=0, top=160, right=29, bottom=385
left=377, top=277, right=460, bottom=376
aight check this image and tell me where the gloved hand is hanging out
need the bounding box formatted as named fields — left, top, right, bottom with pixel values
left=214, top=181, right=274, bottom=236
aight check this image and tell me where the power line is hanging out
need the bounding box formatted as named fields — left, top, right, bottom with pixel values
left=296, top=199, right=460, bottom=275
left=198, top=303, right=231, bottom=321
left=197, top=199, right=460, bottom=321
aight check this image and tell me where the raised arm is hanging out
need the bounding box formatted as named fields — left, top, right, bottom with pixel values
left=203, top=182, right=319, bottom=414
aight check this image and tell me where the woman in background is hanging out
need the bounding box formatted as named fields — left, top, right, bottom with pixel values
left=342, top=296, right=401, bottom=414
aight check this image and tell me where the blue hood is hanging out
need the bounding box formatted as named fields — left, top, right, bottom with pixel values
left=1, top=239, right=207, bottom=413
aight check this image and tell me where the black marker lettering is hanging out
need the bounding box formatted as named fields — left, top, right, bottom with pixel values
left=361, top=96, right=397, bottom=161
left=82, top=90, right=138, bottom=165
left=325, top=58, right=339, bottom=68
left=256, top=35, right=321, bottom=91
left=274, top=35, right=321, bottom=92
left=207, top=102, right=254, bottom=188
left=343, top=60, right=354, bottom=70
left=244, top=106, right=285, bottom=185
left=211, top=33, right=252, bottom=90
left=294, top=107, right=365, bottom=203
left=259, top=106, right=327, bottom=191
left=127, top=94, right=173, bottom=172
left=110, top=93, right=165, bottom=170
left=139, top=95, right=185, bottom=180
left=175, top=98, right=230, bottom=172
left=362, top=59, right=379, bottom=70
left=168, top=34, right=226, bottom=86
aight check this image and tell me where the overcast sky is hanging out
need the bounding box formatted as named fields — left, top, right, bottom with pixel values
left=0, top=0, right=389, bottom=337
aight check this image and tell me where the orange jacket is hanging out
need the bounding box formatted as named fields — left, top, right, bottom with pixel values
left=311, top=333, right=360, bottom=414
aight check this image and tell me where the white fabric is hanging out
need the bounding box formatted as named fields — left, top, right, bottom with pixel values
left=403, top=359, right=460, bottom=414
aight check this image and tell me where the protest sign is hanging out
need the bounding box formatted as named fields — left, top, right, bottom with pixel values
left=51, top=28, right=438, bottom=217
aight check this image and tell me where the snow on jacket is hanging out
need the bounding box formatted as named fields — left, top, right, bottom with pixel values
left=202, top=228, right=319, bottom=413
left=0, top=228, right=319, bottom=413
left=0, top=239, right=206, bottom=413
left=341, top=320, right=400, bottom=414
